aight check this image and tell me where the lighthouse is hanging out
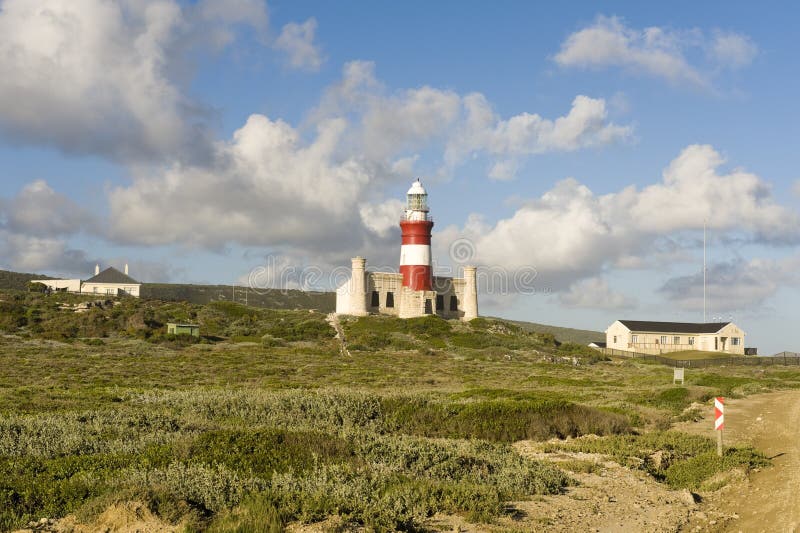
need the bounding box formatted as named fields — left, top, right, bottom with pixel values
left=399, top=179, right=433, bottom=291
left=335, top=178, right=478, bottom=321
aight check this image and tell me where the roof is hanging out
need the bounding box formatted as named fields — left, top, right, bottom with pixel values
left=617, top=320, right=730, bottom=334
left=589, top=341, right=607, bottom=348
left=407, top=179, right=427, bottom=195
left=84, top=267, right=139, bottom=285
left=167, top=323, right=200, bottom=328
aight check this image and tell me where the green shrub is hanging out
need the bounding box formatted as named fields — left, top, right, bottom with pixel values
left=381, top=397, right=630, bottom=441
left=542, top=431, right=769, bottom=490
left=188, top=429, right=358, bottom=477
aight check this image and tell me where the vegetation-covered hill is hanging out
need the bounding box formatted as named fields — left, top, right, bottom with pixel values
left=1, top=289, right=796, bottom=530
left=0, top=269, right=54, bottom=290
left=502, top=317, right=604, bottom=345
left=140, top=282, right=335, bottom=312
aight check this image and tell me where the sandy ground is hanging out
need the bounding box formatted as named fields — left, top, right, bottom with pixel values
left=678, top=389, right=800, bottom=533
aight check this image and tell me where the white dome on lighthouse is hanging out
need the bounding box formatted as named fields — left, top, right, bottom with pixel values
left=407, top=179, right=427, bottom=196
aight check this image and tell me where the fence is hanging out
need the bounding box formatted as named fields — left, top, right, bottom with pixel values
left=596, top=348, right=800, bottom=368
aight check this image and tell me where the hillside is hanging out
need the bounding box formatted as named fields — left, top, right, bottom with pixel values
left=502, top=318, right=604, bottom=345
left=0, top=269, right=54, bottom=290
left=141, top=282, right=335, bottom=312
left=0, top=290, right=798, bottom=531
left=0, top=269, right=335, bottom=312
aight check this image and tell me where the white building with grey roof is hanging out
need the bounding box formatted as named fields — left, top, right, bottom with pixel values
left=34, top=264, right=141, bottom=297
left=605, top=320, right=746, bottom=355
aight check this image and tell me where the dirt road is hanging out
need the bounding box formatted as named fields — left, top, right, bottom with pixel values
left=682, top=390, right=800, bottom=533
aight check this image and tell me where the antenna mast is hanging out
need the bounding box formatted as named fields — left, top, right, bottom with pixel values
left=703, top=219, right=707, bottom=323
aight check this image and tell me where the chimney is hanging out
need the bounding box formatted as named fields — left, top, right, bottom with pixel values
left=124, top=263, right=129, bottom=276
left=95, top=264, right=100, bottom=276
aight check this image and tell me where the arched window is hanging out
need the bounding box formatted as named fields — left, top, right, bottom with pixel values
left=450, top=295, right=458, bottom=311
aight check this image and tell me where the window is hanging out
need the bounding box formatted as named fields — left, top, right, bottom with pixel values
left=93, top=287, right=98, bottom=293
left=424, top=299, right=433, bottom=314
left=371, top=291, right=380, bottom=307
left=631, top=335, right=638, bottom=344
left=674, top=336, right=680, bottom=345
left=386, top=292, right=394, bottom=308
left=660, top=336, right=668, bottom=344
left=732, top=337, right=741, bottom=346
left=688, top=337, right=695, bottom=346
left=436, top=294, right=444, bottom=311
left=450, top=295, right=458, bottom=311
left=613, top=336, right=617, bottom=343
left=106, top=288, right=114, bottom=295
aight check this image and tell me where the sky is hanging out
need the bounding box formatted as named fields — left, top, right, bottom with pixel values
left=0, top=0, right=799, bottom=354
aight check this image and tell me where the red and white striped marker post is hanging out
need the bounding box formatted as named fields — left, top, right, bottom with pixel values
left=714, top=397, right=724, bottom=456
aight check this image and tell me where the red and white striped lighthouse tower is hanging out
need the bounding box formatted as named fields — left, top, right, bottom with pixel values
left=399, top=179, right=433, bottom=291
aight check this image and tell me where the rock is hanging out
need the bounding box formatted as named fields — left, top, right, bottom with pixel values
left=679, top=489, right=699, bottom=506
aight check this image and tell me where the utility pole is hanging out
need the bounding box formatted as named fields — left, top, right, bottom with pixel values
left=703, top=219, right=707, bottom=323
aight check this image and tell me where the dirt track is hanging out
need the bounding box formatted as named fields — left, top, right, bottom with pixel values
left=681, top=390, right=800, bottom=533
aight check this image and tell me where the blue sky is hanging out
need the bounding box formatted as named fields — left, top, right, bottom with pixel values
left=1, top=0, right=798, bottom=353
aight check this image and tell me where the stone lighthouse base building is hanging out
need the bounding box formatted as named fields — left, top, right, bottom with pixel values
left=336, top=258, right=478, bottom=320
left=336, top=179, right=478, bottom=321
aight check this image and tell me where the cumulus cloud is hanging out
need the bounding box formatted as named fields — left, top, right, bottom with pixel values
left=0, top=180, right=92, bottom=237
left=0, top=231, right=94, bottom=274
left=554, top=16, right=757, bottom=87
left=445, top=94, right=632, bottom=173
left=451, top=144, right=800, bottom=291
left=659, top=256, right=800, bottom=312
left=275, top=17, right=324, bottom=71
left=559, top=277, right=637, bottom=309
left=0, top=0, right=268, bottom=161
left=102, top=61, right=631, bottom=255
left=359, top=199, right=405, bottom=238
left=318, top=61, right=631, bottom=176
left=107, top=114, right=374, bottom=250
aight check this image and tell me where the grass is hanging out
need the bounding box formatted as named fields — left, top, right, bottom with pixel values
left=1, top=290, right=799, bottom=530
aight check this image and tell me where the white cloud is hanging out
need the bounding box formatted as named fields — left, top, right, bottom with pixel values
left=1, top=180, right=91, bottom=237
left=319, top=62, right=631, bottom=174
left=359, top=199, right=405, bottom=238
left=660, top=256, right=800, bottom=312
left=103, top=61, right=633, bottom=254
left=0, top=0, right=268, bottom=161
left=0, top=231, right=93, bottom=274
left=275, top=17, right=324, bottom=71
left=107, top=114, right=374, bottom=250
left=559, top=277, right=637, bottom=309
left=446, top=94, right=632, bottom=167
left=554, top=16, right=757, bottom=87
left=488, top=160, right=519, bottom=181
left=709, top=31, right=758, bottom=69
left=452, top=144, right=800, bottom=291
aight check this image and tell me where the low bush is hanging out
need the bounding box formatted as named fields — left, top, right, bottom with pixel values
left=381, top=397, right=631, bottom=441
left=542, top=431, right=769, bottom=489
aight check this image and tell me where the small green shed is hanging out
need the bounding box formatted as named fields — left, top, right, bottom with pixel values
left=166, top=323, right=200, bottom=337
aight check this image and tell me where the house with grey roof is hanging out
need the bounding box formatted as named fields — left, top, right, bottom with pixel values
left=34, top=264, right=141, bottom=297
left=82, top=264, right=140, bottom=297
left=605, top=320, right=746, bottom=355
